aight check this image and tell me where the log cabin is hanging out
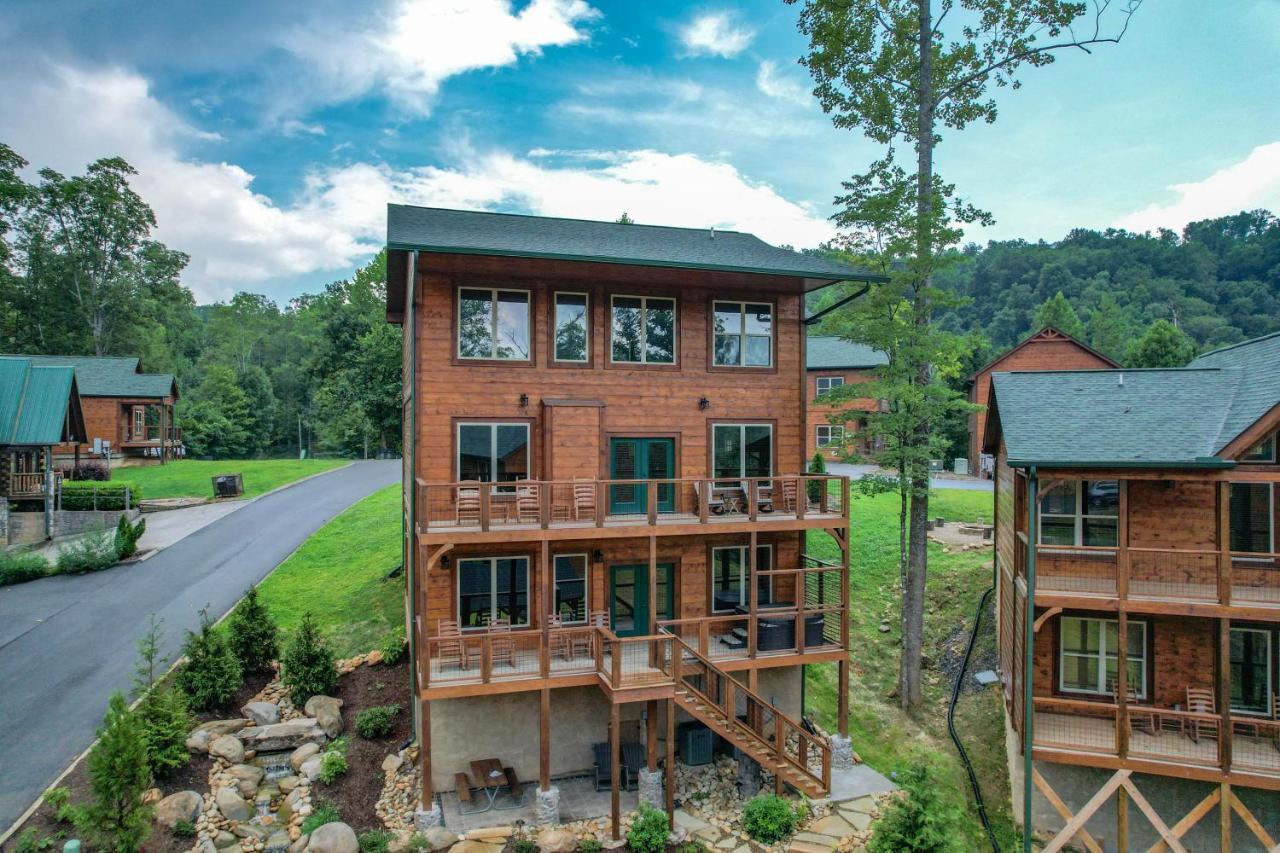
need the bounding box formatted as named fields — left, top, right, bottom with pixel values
left=804, top=335, right=886, bottom=462
left=985, top=331, right=1280, bottom=850
left=386, top=205, right=883, bottom=833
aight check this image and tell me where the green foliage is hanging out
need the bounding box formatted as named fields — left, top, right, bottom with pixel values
left=114, top=514, right=146, bottom=559
left=0, top=549, right=50, bottom=586
left=301, top=800, right=343, bottom=833
left=14, top=828, right=55, bottom=853
left=227, top=585, right=280, bottom=673
left=807, top=450, right=827, bottom=502
left=132, top=615, right=193, bottom=778
left=42, top=787, right=75, bottom=824
left=176, top=608, right=243, bottom=711
left=1126, top=319, right=1198, bottom=367
left=511, top=840, right=538, bottom=853
left=172, top=820, right=197, bottom=839
left=1031, top=289, right=1084, bottom=340
left=56, top=527, right=120, bottom=574
left=625, top=804, right=669, bottom=853
left=378, top=628, right=406, bottom=665
left=578, top=840, right=603, bottom=853
left=674, top=843, right=708, bottom=853
left=355, top=704, right=400, bottom=739
left=316, top=748, right=349, bottom=784
left=77, top=692, right=152, bottom=852
left=281, top=611, right=338, bottom=705
left=358, top=830, right=395, bottom=853
left=867, top=760, right=967, bottom=853
left=181, top=365, right=254, bottom=458
left=60, top=481, right=143, bottom=510
left=742, top=794, right=799, bottom=844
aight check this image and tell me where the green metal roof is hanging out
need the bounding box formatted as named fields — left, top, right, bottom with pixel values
left=806, top=335, right=887, bottom=370
left=1189, top=330, right=1280, bottom=449
left=8, top=354, right=177, bottom=399
left=0, top=357, right=78, bottom=446
left=386, top=205, right=883, bottom=284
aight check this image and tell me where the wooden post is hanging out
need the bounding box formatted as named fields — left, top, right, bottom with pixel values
left=797, top=476, right=807, bottom=520
left=610, top=702, right=621, bottom=840
left=698, top=479, right=709, bottom=524
left=159, top=402, right=167, bottom=465
left=1217, top=617, right=1232, bottom=771
left=647, top=480, right=658, bottom=526
left=748, top=479, right=758, bottom=522
left=540, top=483, right=550, bottom=529
left=596, top=480, right=606, bottom=527
left=646, top=699, right=659, bottom=771
left=539, top=688, right=552, bottom=790
left=1117, top=480, right=1129, bottom=600
left=541, top=540, right=551, bottom=677
left=748, top=530, right=758, bottom=659
left=480, top=485, right=491, bottom=532
left=1219, top=782, right=1231, bottom=851
left=841, top=475, right=850, bottom=522
left=419, top=699, right=433, bottom=809
left=838, top=531, right=850, bottom=736
left=774, top=715, right=785, bottom=794
left=1217, top=482, right=1232, bottom=605
left=1116, top=610, right=1129, bottom=760
left=666, top=698, right=676, bottom=814
left=1116, top=786, right=1128, bottom=853
left=648, top=536, right=658, bottom=635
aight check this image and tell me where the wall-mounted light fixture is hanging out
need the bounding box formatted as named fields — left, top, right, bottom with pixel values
left=592, top=549, right=604, bottom=563
left=698, top=397, right=710, bottom=410
left=440, top=555, right=450, bottom=569
left=519, top=393, right=529, bottom=407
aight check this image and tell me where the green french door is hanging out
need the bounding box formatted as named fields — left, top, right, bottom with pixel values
left=608, top=437, right=675, bottom=514
left=610, top=562, right=676, bottom=637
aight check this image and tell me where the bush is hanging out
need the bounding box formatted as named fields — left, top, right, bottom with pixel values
left=511, top=840, right=537, bottom=853
left=807, top=451, right=827, bottom=503
left=115, top=514, right=146, bottom=559
left=173, top=819, right=197, bottom=839
left=176, top=608, right=243, bottom=711
left=867, top=760, right=966, bottom=853
left=675, top=843, right=708, bottom=853
left=76, top=692, right=152, bottom=851
left=358, top=830, right=394, bottom=853
left=316, top=748, right=349, bottom=784
left=742, top=794, right=799, bottom=844
left=578, top=841, right=603, bottom=853
left=65, top=461, right=111, bottom=481
left=56, top=527, right=119, bottom=574
left=378, top=629, right=406, bottom=665
left=281, top=612, right=337, bottom=705
left=14, top=828, right=54, bottom=853
left=60, top=481, right=143, bottom=510
left=227, top=585, right=279, bottom=673
left=355, top=704, right=400, bottom=739
left=626, top=803, right=669, bottom=853
left=0, top=550, right=50, bottom=586
left=42, top=787, right=75, bottom=824
left=138, top=686, right=193, bottom=778
left=301, top=800, right=342, bottom=833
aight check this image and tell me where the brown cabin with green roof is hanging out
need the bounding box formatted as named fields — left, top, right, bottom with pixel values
left=983, top=331, right=1280, bottom=849
left=804, top=335, right=887, bottom=461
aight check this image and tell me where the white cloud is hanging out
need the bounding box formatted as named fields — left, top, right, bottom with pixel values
left=680, top=11, right=754, bottom=58
left=279, top=119, right=326, bottom=137
left=755, top=60, right=810, bottom=106
left=283, top=0, right=599, bottom=114
left=1113, top=142, right=1280, bottom=233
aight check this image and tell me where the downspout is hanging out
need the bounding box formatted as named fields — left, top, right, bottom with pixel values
left=406, top=250, right=420, bottom=736
left=1022, top=466, right=1037, bottom=853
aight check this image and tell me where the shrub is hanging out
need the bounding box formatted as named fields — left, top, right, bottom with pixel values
left=317, top=748, right=349, bottom=784
left=378, top=629, right=406, bottom=665
left=65, top=461, right=111, bottom=481
left=625, top=803, right=669, bottom=853
left=281, top=612, right=337, bottom=705
left=742, top=794, right=799, bottom=844
left=176, top=608, right=243, bottom=711
left=867, top=760, right=966, bottom=853
left=675, top=843, right=708, bottom=853
left=301, top=800, right=342, bottom=833
left=227, top=585, right=279, bottom=673
left=172, top=819, right=197, bottom=839
left=578, top=841, right=603, bottom=853
left=355, top=704, right=400, bottom=739
left=56, top=527, right=119, bottom=574
left=42, top=787, right=75, bottom=824
left=60, top=481, right=143, bottom=510
left=511, top=840, right=538, bottom=853
left=14, top=828, right=54, bottom=853
left=359, top=830, right=394, bottom=853
left=114, top=514, right=146, bottom=559
left=76, top=692, right=152, bottom=851
left=807, top=451, right=827, bottom=502
left=0, top=550, right=50, bottom=586
left=138, top=686, right=193, bottom=778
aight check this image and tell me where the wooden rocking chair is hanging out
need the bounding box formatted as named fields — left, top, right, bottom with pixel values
left=779, top=478, right=798, bottom=514
left=1107, top=677, right=1155, bottom=736
left=547, top=613, right=570, bottom=661
left=436, top=619, right=469, bottom=672
left=488, top=617, right=517, bottom=669
left=573, top=478, right=597, bottom=521
left=456, top=482, right=482, bottom=526
left=516, top=484, right=540, bottom=524
left=1185, top=686, right=1217, bottom=743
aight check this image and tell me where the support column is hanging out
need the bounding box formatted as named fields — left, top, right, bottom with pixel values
left=748, top=530, right=759, bottom=658
left=665, top=698, right=676, bottom=815
left=648, top=535, right=658, bottom=634
left=536, top=687, right=560, bottom=825
left=1217, top=617, right=1232, bottom=771
left=838, top=530, right=850, bottom=736
left=1116, top=786, right=1128, bottom=853
left=638, top=699, right=663, bottom=809
left=1116, top=610, right=1129, bottom=760
left=541, top=540, right=551, bottom=677
left=610, top=702, right=621, bottom=840
left=414, top=699, right=442, bottom=828
left=1219, top=782, right=1231, bottom=851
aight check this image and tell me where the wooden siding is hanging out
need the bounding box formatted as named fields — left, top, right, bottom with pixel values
left=805, top=368, right=879, bottom=461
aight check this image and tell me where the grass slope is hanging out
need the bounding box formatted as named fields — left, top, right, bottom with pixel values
left=255, top=484, right=403, bottom=657
left=115, top=458, right=347, bottom=499
left=806, top=487, right=1017, bottom=849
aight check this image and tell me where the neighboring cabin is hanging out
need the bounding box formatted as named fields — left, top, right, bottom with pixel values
left=985, top=331, right=1280, bottom=849
left=804, top=335, right=886, bottom=462
left=387, top=205, right=881, bottom=834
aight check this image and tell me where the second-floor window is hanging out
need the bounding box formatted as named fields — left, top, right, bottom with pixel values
left=1039, top=480, right=1119, bottom=547
left=554, top=292, right=589, bottom=362
left=458, top=422, right=529, bottom=484
left=816, top=425, right=844, bottom=447
left=1059, top=616, right=1147, bottom=699
left=553, top=553, right=589, bottom=623
left=711, top=545, right=773, bottom=612
left=611, top=296, right=676, bottom=364
left=815, top=376, right=844, bottom=397
left=457, top=556, right=529, bottom=628
left=1230, top=627, right=1272, bottom=714
left=458, top=287, right=531, bottom=361
left=713, top=301, right=772, bottom=367
left=713, top=424, right=773, bottom=483
left=1230, top=483, right=1274, bottom=553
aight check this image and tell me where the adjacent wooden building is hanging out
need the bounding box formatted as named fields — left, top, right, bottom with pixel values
left=804, top=335, right=886, bottom=462
left=985, top=331, right=1280, bottom=850
left=387, top=206, right=881, bottom=833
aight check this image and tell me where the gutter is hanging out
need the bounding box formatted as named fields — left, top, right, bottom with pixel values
left=1022, top=466, right=1037, bottom=853
left=803, top=282, right=873, bottom=326
left=1005, top=458, right=1235, bottom=470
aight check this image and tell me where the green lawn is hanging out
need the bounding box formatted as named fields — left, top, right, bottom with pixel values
left=254, top=484, right=403, bottom=657
left=114, top=458, right=348, bottom=500
left=806, top=486, right=1017, bottom=849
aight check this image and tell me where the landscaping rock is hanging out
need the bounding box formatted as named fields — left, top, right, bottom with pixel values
left=304, top=696, right=344, bottom=738
left=300, top=756, right=324, bottom=781
left=382, top=753, right=403, bottom=773
left=197, top=839, right=218, bottom=853
left=418, top=827, right=458, bottom=851
left=241, top=719, right=328, bottom=752
left=154, top=790, right=203, bottom=828
left=290, top=835, right=310, bottom=853
left=214, top=830, right=239, bottom=849
left=466, top=827, right=512, bottom=841
left=290, top=742, right=322, bottom=771
left=278, top=775, right=300, bottom=794
left=306, top=821, right=359, bottom=853
left=266, top=830, right=293, bottom=853
left=451, top=843, right=504, bottom=853
left=186, top=718, right=250, bottom=753
left=228, top=762, right=266, bottom=797
left=141, top=787, right=162, bottom=805
left=810, top=815, right=853, bottom=836
left=216, top=786, right=252, bottom=822
left=243, top=701, right=282, bottom=726
left=536, top=828, right=578, bottom=852
left=209, top=734, right=246, bottom=764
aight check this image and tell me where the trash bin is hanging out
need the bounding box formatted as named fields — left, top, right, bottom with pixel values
left=212, top=473, right=244, bottom=498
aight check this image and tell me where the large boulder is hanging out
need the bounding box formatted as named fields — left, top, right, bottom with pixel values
left=154, top=790, right=203, bottom=828
left=299, top=756, right=324, bottom=782
left=242, top=701, right=281, bottom=726
left=306, top=822, right=359, bottom=853
left=186, top=719, right=251, bottom=753
left=216, top=786, right=252, bottom=822
left=290, top=742, right=321, bottom=772
left=536, top=829, right=579, bottom=852
left=209, top=734, right=246, bottom=764
left=416, top=828, right=458, bottom=852
left=304, top=696, right=344, bottom=738
left=227, top=763, right=266, bottom=798
left=240, top=719, right=328, bottom=752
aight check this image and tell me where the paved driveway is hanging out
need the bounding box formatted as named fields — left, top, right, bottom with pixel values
left=0, top=460, right=399, bottom=833
left=826, top=462, right=993, bottom=492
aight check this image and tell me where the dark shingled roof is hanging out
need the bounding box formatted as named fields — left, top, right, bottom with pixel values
left=0, top=357, right=82, bottom=446
left=806, top=336, right=887, bottom=370
left=9, top=354, right=177, bottom=399
left=1189, top=330, right=1280, bottom=448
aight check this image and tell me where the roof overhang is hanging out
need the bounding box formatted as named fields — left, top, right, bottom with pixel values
left=1004, top=457, right=1235, bottom=470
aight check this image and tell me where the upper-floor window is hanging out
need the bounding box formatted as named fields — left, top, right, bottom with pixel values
left=1230, top=627, right=1272, bottom=715
left=816, top=425, right=844, bottom=447
left=713, top=302, right=772, bottom=367
left=713, top=423, right=773, bottom=483
left=815, top=376, right=844, bottom=397
left=1058, top=616, right=1147, bottom=699
left=1039, top=480, right=1118, bottom=547
left=458, top=288, right=531, bottom=361
left=1243, top=434, right=1277, bottom=463
left=457, top=556, right=529, bottom=629
left=1230, top=483, right=1274, bottom=553
left=457, top=422, right=529, bottom=484
left=554, top=292, right=589, bottom=363
left=553, top=553, right=589, bottom=623
left=611, top=296, right=676, bottom=364
left=711, top=545, right=773, bottom=612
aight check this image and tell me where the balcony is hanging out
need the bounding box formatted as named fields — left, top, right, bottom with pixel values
left=123, top=425, right=183, bottom=445
left=4, top=471, right=59, bottom=498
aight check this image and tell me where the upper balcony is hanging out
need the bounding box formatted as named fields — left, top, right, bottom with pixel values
left=415, top=474, right=848, bottom=543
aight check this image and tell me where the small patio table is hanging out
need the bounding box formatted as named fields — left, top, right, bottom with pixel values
left=469, top=758, right=509, bottom=810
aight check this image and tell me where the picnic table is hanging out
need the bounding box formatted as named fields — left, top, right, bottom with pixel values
left=457, top=758, right=524, bottom=814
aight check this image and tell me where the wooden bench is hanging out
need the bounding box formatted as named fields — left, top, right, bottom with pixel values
left=455, top=772, right=473, bottom=804
left=503, top=766, right=524, bottom=804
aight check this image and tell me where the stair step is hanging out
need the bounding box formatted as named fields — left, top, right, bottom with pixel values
left=787, top=842, right=834, bottom=853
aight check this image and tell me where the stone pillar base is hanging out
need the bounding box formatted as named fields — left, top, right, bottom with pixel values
left=414, top=802, right=443, bottom=829
left=637, top=767, right=664, bottom=809
left=736, top=756, right=761, bottom=798
left=535, top=785, right=561, bottom=826
left=829, top=734, right=855, bottom=770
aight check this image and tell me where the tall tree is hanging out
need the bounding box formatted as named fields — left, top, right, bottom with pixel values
left=790, top=0, right=1140, bottom=712
left=1087, top=292, right=1129, bottom=360
left=1127, top=318, right=1197, bottom=367
left=1032, top=290, right=1084, bottom=339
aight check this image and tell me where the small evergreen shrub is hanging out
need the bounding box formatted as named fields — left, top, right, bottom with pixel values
left=355, top=704, right=400, bottom=739
left=578, top=841, right=603, bottom=853
left=301, top=800, right=342, bottom=833
left=138, top=685, right=193, bottom=778
left=227, top=585, right=280, bottom=673
left=675, top=843, right=709, bottom=853
left=76, top=692, right=152, bottom=851
left=742, top=794, right=799, bottom=844
left=867, top=760, right=966, bottom=853
left=176, top=608, right=243, bottom=711
left=114, top=515, right=146, bottom=559
left=60, top=481, right=143, bottom=510
left=511, top=840, right=538, bottom=853
left=14, top=828, right=54, bottom=853
left=378, top=629, right=405, bottom=665
left=317, top=748, right=349, bottom=784
left=0, top=550, right=50, bottom=586
left=281, top=612, right=337, bottom=705
left=172, top=819, right=197, bottom=839
left=41, top=787, right=74, bottom=824
left=56, top=527, right=119, bottom=574
left=625, top=803, right=669, bottom=853
left=807, top=451, right=827, bottom=502
left=358, top=830, right=394, bottom=853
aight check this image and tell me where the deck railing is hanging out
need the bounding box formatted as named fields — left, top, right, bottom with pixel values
left=6, top=471, right=59, bottom=497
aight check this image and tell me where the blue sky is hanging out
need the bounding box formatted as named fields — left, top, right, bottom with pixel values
left=1, top=0, right=1278, bottom=303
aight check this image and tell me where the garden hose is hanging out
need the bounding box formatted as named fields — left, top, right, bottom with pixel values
left=947, top=583, right=1001, bottom=853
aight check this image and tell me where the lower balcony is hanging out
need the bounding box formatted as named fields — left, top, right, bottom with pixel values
left=4, top=471, right=59, bottom=499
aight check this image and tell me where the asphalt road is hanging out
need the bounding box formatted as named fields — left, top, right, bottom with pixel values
left=0, top=460, right=399, bottom=834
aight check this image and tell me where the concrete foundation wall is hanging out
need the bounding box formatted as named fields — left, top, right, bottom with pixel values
left=51, top=507, right=140, bottom=538
left=7, top=512, right=46, bottom=545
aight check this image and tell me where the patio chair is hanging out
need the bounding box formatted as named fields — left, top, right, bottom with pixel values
left=620, top=742, right=645, bottom=790
left=1185, top=687, right=1217, bottom=743
left=779, top=478, right=798, bottom=514
left=456, top=482, right=482, bottom=526
left=592, top=742, right=620, bottom=791
left=547, top=613, right=570, bottom=661
left=436, top=620, right=469, bottom=672
left=573, top=478, right=597, bottom=521
left=1107, top=677, right=1155, bottom=736
left=693, top=480, right=726, bottom=515
left=516, top=484, right=540, bottom=524
left=489, top=618, right=516, bottom=669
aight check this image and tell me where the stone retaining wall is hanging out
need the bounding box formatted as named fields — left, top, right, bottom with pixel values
left=51, top=507, right=141, bottom=537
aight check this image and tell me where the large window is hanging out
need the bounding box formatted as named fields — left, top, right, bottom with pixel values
left=1039, top=480, right=1119, bottom=547
left=1058, top=616, right=1147, bottom=699
left=815, top=376, right=844, bottom=397
left=711, top=545, right=773, bottom=612
left=457, top=288, right=531, bottom=360
left=1243, top=434, right=1277, bottom=463
left=553, top=554, right=589, bottom=623
left=1230, top=627, right=1272, bottom=715
left=713, top=302, right=772, bottom=367
left=611, top=296, right=676, bottom=364
left=816, top=425, right=844, bottom=448
left=457, top=423, right=530, bottom=483
left=457, top=556, right=529, bottom=628
left=1230, top=483, right=1274, bottom=553
left=553, top=292, right=589, bottom=362
left=712, top=424, right=773, bottom=483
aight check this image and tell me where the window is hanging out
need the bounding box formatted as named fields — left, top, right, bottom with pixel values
left=457, top=556, right=529, bottom=628
left=1039, top=480, right=1119, bottom=547
left=711, top=545, right=773, bottom=612
left=1243, top=434, right=1277, bottom=463
left=712, top=424, right=773, bottom=484
left=816, top=425, right=844, bottom=448
left=553, top=292, right=589, bottom=362
left=815, top=376, right=844, bottom=397
left=611, top=296, right=676, bottom=364
left=553, top=554, right=589, bottom=623
left=457, top=288, right=531, bottom=360
left=1058, top=616, right=1146, bottom=699
left=457, top=423, right=530, bottom=484
left=713, top=301, right=772, bottom=367
left=1230, top=483, right=1274, bottom=553
left=1230, top=627, right=1272, bottom=714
